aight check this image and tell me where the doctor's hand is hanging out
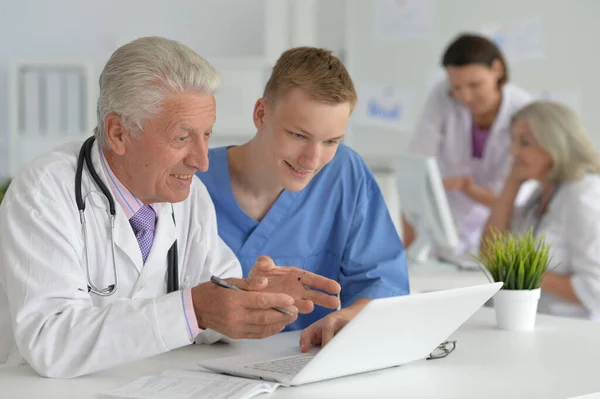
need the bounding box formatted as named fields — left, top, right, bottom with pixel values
left=299, top=299, right=370, bottom=352
left=248, top=255, right=341, bottom=314
left=191, top=279, right=298, bottom=339
left=443, top=176, right=473, bottom=191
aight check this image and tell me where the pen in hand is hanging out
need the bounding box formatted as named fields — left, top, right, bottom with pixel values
left=210, top=275, right=294, bottom=316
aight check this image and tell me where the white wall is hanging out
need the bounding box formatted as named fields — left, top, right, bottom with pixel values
left=345, top=0, right=600, bottom=164
left=0, top=0, right=350, bottom=178
left=0, top=0, right=264, bottom=61
left=317, top=0, right=346, bottom=56
left=0, top=0, right=266, bottom=177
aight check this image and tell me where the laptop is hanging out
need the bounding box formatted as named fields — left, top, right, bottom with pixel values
left=198, top=282, right=502, bottom=386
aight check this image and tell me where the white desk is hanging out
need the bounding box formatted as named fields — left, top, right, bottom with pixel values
left=1, top=308, right=599, bottom=399
left=409, top=259, right=489, bottom=293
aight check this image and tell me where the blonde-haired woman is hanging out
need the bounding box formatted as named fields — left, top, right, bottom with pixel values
left=483, top=101, right=600, bottom=320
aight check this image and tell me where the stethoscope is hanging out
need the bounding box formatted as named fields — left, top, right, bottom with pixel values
left=75, top=136, right=179, bottom=296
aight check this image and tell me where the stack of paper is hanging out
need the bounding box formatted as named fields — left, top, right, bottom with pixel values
left=100, top=369, right=281, bottom=399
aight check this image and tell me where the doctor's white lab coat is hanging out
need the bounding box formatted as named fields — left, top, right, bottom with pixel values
left=512, top=174, right=600, bottom=321
left=0, top=140, right=241, bottom=378
left=409, top=80, right=532, bottom=255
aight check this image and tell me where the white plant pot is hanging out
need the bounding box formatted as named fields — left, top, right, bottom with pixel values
left=494, top=288, right=541, bottom=331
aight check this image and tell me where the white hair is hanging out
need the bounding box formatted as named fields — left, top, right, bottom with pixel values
left=93, top=36, right=221, bottom=147
left=512, top=101, right=600, bottom=182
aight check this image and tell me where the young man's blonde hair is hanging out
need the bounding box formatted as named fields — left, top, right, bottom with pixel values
left=512, top=101, right=600, bottom=182
left=263, top=47, right=357, bottom=111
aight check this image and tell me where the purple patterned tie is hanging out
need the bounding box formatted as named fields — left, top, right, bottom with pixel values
left=129, top=205, right=157, bottom=263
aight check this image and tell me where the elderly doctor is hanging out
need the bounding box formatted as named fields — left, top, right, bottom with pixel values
left=0, top=37, right=340, bottom=378
left=483, top=101, right=600, bottom=320
left=405, top=34, right=531, bottom=256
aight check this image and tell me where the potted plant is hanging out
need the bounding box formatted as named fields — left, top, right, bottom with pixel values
left=473, top=227, right=550, bottom=331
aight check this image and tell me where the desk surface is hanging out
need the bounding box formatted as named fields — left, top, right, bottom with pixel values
left=1, top=308, right=598, bottom=399
left=408, top=259, right=489, bottom=293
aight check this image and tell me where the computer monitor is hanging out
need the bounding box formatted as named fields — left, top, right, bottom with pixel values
left=396, top=154, right=459, bottom=263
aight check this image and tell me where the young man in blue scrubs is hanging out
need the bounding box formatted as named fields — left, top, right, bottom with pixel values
left=197, top=47, right=409, bottom=351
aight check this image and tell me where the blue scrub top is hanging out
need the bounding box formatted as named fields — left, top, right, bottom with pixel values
left=196, top=145, right=410, bottom=330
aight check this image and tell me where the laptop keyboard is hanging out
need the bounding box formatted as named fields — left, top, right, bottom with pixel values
left=243, top=355, right=315, bottom=375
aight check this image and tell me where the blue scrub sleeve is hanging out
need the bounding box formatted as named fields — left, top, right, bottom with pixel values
left=339, top=175, right=410, bottom=307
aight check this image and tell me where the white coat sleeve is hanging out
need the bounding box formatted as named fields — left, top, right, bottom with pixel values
left=188, top=182, right=242, bottom=345
left=194, top=182, right=241, bottom=282
left=564, top=185, right=600, bottom=315
left=408, top=82, right=450, bottom=157
left=0, top=179, right=192, bottom=378
left=191, top=234, right=241, bottom=346
left=509, top=204, right=528, bottom=233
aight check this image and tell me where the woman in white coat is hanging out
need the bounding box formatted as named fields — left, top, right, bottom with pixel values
left=405, top=34, right=531, bottom=255
left=483, top=101, right=600, bottom=320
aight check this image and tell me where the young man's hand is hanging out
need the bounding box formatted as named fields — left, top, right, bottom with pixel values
left=248, top=255, right=341, bottom=314
left=299, top=299, right=370, bottom=351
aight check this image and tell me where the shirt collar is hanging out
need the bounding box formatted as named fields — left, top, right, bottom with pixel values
left=98, top=145, right=157, bottom=220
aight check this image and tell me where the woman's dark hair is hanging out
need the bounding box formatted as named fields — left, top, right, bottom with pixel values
left=441, top=34, right=509, bottom=86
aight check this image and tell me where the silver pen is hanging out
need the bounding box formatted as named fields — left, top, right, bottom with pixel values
left=210, top=275, right=294, bottom=316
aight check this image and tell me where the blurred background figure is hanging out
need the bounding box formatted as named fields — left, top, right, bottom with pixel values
left=483, top=101, right=600, bottom=320
left=404, top=34, right=531, bottom=257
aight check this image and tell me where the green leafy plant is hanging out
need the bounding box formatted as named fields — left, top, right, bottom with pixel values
left=0, top=178, right=11, bottom=205
left=471, top=227, right=550, bottom=290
